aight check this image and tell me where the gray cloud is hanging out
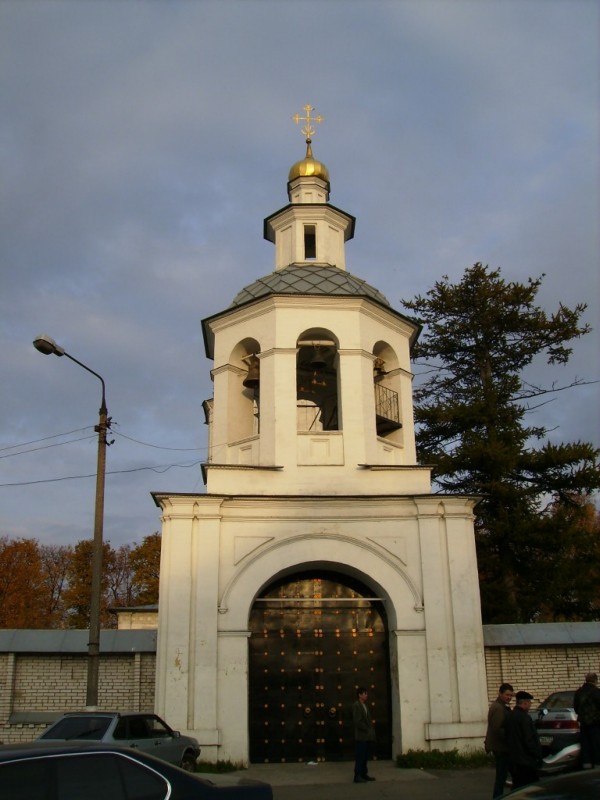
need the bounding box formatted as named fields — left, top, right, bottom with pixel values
left=1, top=0, right=598, bottom=547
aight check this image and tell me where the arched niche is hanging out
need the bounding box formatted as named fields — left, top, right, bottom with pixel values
left=296, top=328, right=340, bottom=432
left=372, top=340, right=403, bottom=444
left=228, top=337, right=261, bottom=442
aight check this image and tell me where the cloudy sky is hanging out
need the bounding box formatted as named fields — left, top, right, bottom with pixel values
left=1, top=0, right=598, bottom=550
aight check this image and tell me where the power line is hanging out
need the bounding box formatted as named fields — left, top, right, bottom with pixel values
left=1, top=427, right=207, bottom=456
left=0, top=460, right=205, bottom=488
left=113, top=431, right=205, bottom=452
left=0, top=427, right=92, bottom=453
left=0, top=435, right=97, bottom=459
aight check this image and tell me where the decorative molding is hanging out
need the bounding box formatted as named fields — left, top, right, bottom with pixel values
left=367, top=536, right=408, bottom=566
left=234, top=536, right=275, bottom=565
left=218, top=532, right=424, bottom=614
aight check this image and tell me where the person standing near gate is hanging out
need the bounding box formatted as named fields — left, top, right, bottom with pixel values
left=485, top=682, right=513, bottom=797
left=506, top=691, right=542, bottom=789
left=352, top=686, right=376, bottom=783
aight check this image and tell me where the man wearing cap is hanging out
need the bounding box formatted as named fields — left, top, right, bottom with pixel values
left=506, top=691, right=542, bottom=789
left=485, top=682, right=513, bottom=797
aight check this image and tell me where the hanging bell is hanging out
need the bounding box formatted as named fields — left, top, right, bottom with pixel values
left=373, top=357, right=386, bottom=375
left=310, top=346, right=327, bottom=371
left=243, top=355, right=260, bottom=389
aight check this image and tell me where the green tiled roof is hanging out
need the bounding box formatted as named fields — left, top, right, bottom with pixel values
left=230, top=265, right=390, bottom=308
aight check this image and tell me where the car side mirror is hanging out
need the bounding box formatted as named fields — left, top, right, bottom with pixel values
left=538, top=708, right=548, bottom=718
left=173, top=730, right=181, bottom=738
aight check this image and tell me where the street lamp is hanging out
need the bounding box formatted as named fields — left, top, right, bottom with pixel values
left=33, top=333, right=111, bottom=710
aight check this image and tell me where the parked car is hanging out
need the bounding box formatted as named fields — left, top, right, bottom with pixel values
left=0, top=742, right=273, bottom=800
left=533, top=691, right=581, bottom=774
left=505, top=767, right=600, bottom=798
left=37, top=711, right=200, bottom=771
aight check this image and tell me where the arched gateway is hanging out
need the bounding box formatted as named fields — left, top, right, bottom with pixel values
left=153, top=116, right=489, bottom=764
left=248, top=571, right=391, bottom=763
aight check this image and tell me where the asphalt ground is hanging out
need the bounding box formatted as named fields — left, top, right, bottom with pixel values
left=208, top=760, right=496, bottom=800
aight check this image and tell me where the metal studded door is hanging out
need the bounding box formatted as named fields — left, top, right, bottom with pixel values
left=249, top=572, right=391, bottom=763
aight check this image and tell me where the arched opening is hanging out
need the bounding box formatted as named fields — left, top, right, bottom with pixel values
left=229, top=338, right=261, bottom=442
left=296, top=330, right=340, bottom=432
left=248, top=570, right=392, bottom=763
left=373, top=341, right=402, bottom=443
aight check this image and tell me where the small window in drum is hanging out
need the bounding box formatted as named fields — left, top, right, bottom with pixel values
left=304, top=225, right=316, bottom=260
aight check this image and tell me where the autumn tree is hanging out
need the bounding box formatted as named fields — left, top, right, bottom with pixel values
left=402, top=263, right=600, bottom=623
left=39, top=543, right=73, bottom=626
left=129, top=532, right=161, bottom=605
left=62, top=539, right=114, bottom=628
left=60, top=533, right=162, bottom=627
left=106, top=544, right=136, bottom=608
left=0, top=536, right=47, bottom=627
left=531, top=500, right=600, bottom=621
left=0, top=531, right=161, bottom=629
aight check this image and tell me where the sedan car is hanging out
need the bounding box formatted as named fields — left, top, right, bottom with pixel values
left=37, top=711, right=200, bottom=771
left=0, top=742, right=273, bottom=800
left=505, top=767, right=600, bottom=798
left=533, top=691, right=581, bottom=773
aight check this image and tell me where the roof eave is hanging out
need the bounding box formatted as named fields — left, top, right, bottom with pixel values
left=202, top=291, right=420, bottom=357
left=264, top=203, right=356, bottom=243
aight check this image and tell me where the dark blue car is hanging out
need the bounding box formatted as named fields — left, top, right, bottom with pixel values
left=0, top=742, right=274, bottom=800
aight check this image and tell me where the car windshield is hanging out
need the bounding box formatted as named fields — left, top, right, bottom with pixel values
left=40, top=716, right=112, bottom=740
left=540, top=691, right=575, bottom=711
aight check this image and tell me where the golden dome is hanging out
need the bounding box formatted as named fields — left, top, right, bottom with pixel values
left=288, top=139, right=330, bottom=183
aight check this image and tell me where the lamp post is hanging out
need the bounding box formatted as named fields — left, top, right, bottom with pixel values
left=33, top=334, right=111, bottom=710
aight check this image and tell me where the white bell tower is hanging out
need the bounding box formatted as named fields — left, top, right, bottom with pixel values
left=202, top=112, right=429, bottom=498
left=154, top=108, right=489, bottom=765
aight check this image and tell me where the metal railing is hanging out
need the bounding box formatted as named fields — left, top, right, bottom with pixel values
left=374, top=382, right=400, bottom=427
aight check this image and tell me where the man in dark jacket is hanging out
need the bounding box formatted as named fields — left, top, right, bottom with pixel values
left=352, top=686, right=376, bottom=783
left=506, top=690, right=542, bottom=789
left=485, top=682, right=513, bottom=797
left=574, top=672, right=600, bottom=768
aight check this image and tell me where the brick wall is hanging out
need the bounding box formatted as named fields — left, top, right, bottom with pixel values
left=1, top=642, right=598, bottom=746
left=0, top=652, right=155, bottom=744
left=484, top=644, right=600, bottom=705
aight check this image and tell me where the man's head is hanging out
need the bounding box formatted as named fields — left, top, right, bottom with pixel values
left=498, top=683, right=514, bottom=704
left=585, top=673, right=598, bottom=684
left=356, top=686, right=368, bottom=701
left=515, top=691, right=534, bottom=709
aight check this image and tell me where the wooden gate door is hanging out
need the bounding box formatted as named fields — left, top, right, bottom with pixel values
left=248, top=572, right=391, bottom=763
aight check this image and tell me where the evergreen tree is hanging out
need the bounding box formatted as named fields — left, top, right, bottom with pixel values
left=402, top=263, right=600, bottom=622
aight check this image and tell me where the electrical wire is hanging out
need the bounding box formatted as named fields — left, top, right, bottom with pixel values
left=0, top=427, right=93, bottom=452
left=0, top=425, right=207, bottom=486
left=113, top=431, right=205, bottom=451
left=0, top=427, right=207, bottom=460
left=0, top=435, right=97, bottom=459
left=0, top=459, right=205, bottom=488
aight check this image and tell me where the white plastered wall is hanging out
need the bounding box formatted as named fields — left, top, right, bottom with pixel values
left=154, top=494, right=488, bottom=764
left=205, top=295, right=424, bottom=496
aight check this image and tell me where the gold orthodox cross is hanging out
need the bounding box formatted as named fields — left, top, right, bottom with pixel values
left=291, top=104, right=324, bottom=141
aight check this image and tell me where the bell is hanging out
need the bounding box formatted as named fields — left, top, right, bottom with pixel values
left=243, top=355, right=260, bottom=389
left=310, top=346, right=327, bottom=371
left=373, top=357, right=386, bottom=375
